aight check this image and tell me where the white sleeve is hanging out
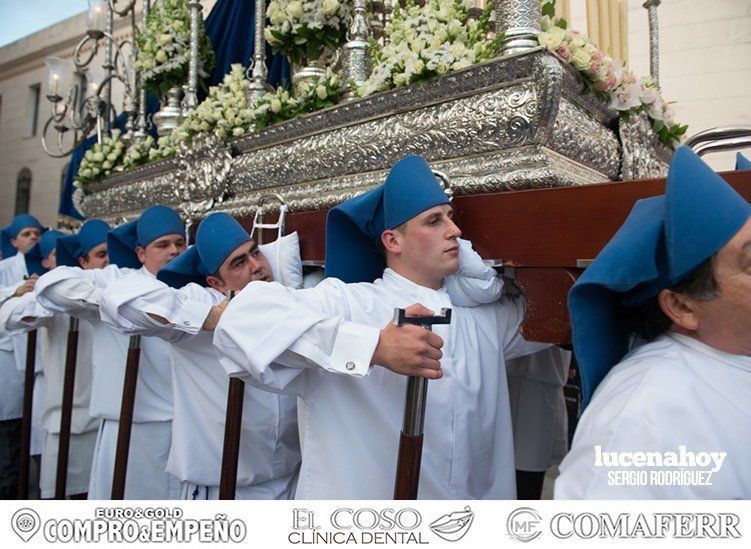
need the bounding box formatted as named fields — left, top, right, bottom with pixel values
left=213, top=279, right=380, bottom=397
left=0, top=284, right=23, bottom=305
left=443, top=238, right=504, bottom=307
left=0, top=293, right=53, bottom=332
left=100, top=275, right=213, bottom=342
left=35, top=265, right=126, bottom=320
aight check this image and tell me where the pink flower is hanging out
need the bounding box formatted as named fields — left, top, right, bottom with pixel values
left=556, top=43, right=573, bottom=62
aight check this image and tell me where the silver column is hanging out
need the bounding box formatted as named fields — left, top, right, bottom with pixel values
left=102, top=5, right=114, bottom=135
left=643, top=0, right=661, bottom=87
left=184, top=0, right=201, bottom=113
left=496, top=0, right=541, bottom=57
left=134, top=0, right=151, bottom=140
left=247, top=0, right=272, bottom=102
left=342, top=0, right=372, bottom=102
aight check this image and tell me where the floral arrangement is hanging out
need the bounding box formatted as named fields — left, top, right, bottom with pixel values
left=121, top=135, right=156, bottom=171
left=75, top=129, right=127, bottom=187
left=357, top=0, right=502, bottom=97
left=176, top=64, right=256, bottom=142
left=538, top=0, right=687, bottom=148
left=265, top=0, right=352, bottom=65
left=252, top=69, right=341, bottom=131
left=135, top=0, right=215, bottom=97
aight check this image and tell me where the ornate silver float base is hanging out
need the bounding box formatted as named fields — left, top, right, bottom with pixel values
left=75, top=49, right=671, bottom=222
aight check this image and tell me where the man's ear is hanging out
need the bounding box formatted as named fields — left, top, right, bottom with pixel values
left=135, top=245, right=146, bottom=264
left=657, top=288, right=700, bottom=332
left=205, top=274, right=225, bottom=293
left=381, top=230, right=402, bottom=255
left=77, top=255, right=87, bottom=268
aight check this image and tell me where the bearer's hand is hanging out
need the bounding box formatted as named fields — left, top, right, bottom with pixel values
left=202, top=299, right=229, bottom=331
left=371, top=303, right=444, bottom=379
left=14, top=275, right=38, bottom=297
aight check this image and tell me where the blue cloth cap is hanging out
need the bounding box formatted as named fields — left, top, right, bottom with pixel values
left=570, top=146, right=751, bottom=407
left=665, top=147, right=751, bottom=281
left=569, top=196, right=667, bottom=407
left=106, top=220, right=141, bottom=269
left=1, top=213, right=43, bottom=258
left=136, top=205, right=184, bottom=248
left=157, top=213, right=250, bottom=288
left=57, top=234, right=82, bottom=267
left=107, top=206, right=183, bottom=269
left=25, top=230, right=64, bottom=275
left=78, top=219, right=111, bottom=257
left=325, top=155, right=450, bottom=283
left=737, top=152, right=751, bottom=171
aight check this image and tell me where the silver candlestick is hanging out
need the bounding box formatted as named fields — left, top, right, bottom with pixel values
left=247, top=0, right=272, bottom=102
left=342, top=0, right=372, bottom=102
left=183, top=0, right=202, bottom=114
left=495, top=0, right=541, bottom=57
left=643, top=0, right=661, bottom=87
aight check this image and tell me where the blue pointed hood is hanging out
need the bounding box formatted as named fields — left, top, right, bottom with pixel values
left=158, top=213, right=250, bottom=288
left=25, top=230, right=64, bottom=275
left=1, top=213, right=43, bottom=258
left=107, top=206, right=183, bottom=268
left=570, top=146, right=751, bottom=407
left=737, top=152, right=751, bottom=170
left=325, top=155, right=450, bottom=283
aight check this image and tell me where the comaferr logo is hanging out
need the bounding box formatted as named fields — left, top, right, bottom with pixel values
left=506, top=507, right=542, bottom=542
left=550, top=513, right=741, bottom=539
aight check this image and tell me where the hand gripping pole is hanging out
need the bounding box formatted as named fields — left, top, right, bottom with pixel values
left=393, top=307, right=451, bottom=500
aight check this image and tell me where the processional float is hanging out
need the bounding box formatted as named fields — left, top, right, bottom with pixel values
left=44, top=0, right=751, bottom=499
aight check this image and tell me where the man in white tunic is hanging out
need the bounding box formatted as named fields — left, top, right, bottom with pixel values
left=99, top=212, right=303, bottom=499
left=0, top=214, right=43, bottom=498
left=0, top=223, right=106, bottom=498
left=556, top=147, right=751, bottom=498
left=212, top=155, right=547, bottom=499
left=35, top=205, right=185, bottom=499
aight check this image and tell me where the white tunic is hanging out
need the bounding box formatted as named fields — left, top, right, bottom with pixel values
left=214, top=268, right=546, bottom=499
left=555, top=333, right=751, bottom=499
left=35, top=265, right=173, bottom=422
left=99, top=274, right=301, bottom=499
left=506, top=346, right=570, bottom=472
left=35, top=264, right=178, bottom=499
left=0, top=253, right=45, bottom=456
left=0, top=254, right=29, bottom=420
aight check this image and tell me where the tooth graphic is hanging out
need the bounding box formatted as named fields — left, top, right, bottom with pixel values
left=430, top=506, right=475, bottom=542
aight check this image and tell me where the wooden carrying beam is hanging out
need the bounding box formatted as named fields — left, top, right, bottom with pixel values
left=243, top=170, right=751, bottom=343
left=17, top=330, right=37, bottom=499
left=55, top=317, right=80, bottom=499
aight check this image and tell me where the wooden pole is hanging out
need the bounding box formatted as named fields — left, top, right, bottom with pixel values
left=219, top=290, right=241, bottom=500
left=17, top=329, right=37, bottom=499
left=393, top=308, right=451, bottom=500
left=111, top=335, right=141, bottom=500
left=54, top=317, right=79, bottom=499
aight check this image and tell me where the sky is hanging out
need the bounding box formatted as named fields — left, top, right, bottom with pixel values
left=0, top=0, right=86, bottom=48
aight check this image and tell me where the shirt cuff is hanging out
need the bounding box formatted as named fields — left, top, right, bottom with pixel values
left=172, top=298, right=213, bottom=334
left=328, top=320, right=380, bottom=378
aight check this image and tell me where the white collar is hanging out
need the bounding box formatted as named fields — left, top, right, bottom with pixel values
left=668, top=332, right=751, bottom=373
left=380, top=268, right=448, bottom=295
left=139, top=265, right=156, bottom=279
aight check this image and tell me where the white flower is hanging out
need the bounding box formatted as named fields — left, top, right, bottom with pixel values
left=571, top=48, right=592, bottom=72
left=321, top=0, right=340, bottom=16
left=539, top=26, right=566, bottom=51
left=287, top=1, right=303, bottom=19
left=270, top=97, right=282, bottom=113
left=316, top=84, right=327, bottom=100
